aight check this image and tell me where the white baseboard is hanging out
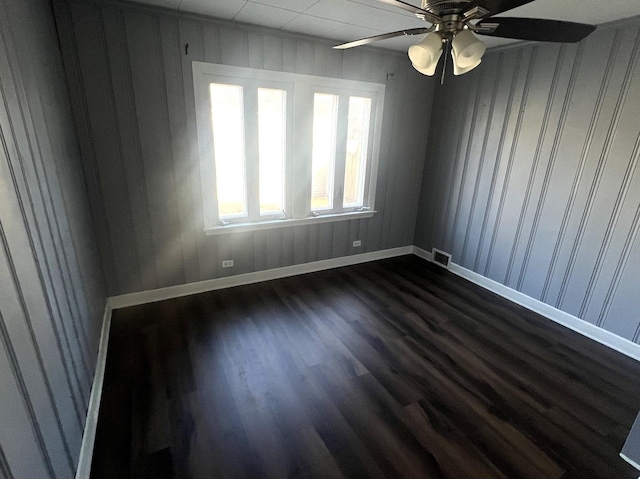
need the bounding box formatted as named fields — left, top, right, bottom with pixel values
left=411, top=246, right=640, bottom=362
left=75, top=304, right=112, bottom=479
left=620, top=452, right=640, bottom=473
left=412, top=245, right=432, bottom=261
left=108, top=246, right=413, bottom=310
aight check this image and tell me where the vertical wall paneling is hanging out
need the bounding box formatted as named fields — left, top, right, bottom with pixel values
left=102, top=8, right=158, bottom=291
left=248, top=32, right=264, bottom=70
left=293, top=226, right=309, bottom=265
left=0, top=4, right=95, bottom=402
left=178, top=20, right=211, bottom=282
left=515, top=43, right=584, bottom=291
left=214, top=234, right=229, bottom=277
left=331, top=221, right=349, bottom=258
left=124, top=11, right=187, bottom=288
left=536, top=33, right=620, bottom=304
left=379, top=60, right=408, bottom=249
left=413, top=63, right=452, bottom=251
left=10, top=35, right=92, bottom=365
left=60, top=0, right=436, bottom=295
left=0, top=0, right=106, bottom=476
left=391, top=67, right=434, bottom=247
left=459, top=53, right=504, bottom=266
left=253, top=230, right=267, bottom=271
left=265, top=228, right=283, bottom=269
left=438, top=71, right=475, bottom=250
left=70, top=4, right=142, bottom=293
left=307, top=224, right=319, bottom=262
left=595, top=157, right=640, bottom=331
left=575, top=35, right=640, bottom=319
left=556, top=27, right=640, bottom=317
left=0, top=195, right=58, bottom=478
left=503, top=44, right=568, bottom=287
left=202, top=23, right=221, bottom=64
left=312, top=43, right=326, bottom=76
left=231, top=232, right=254, bottom=275
left=0, top=34, right=88, bottom=423
left=263, top=35, right=283, bottom=71
left=448, top=61, right=488, bottom=259
left=489, top=45, right=560, bottom=285
left=281, top=227, right=294, bottom=267
left=0, top=324, right=51, bottom=479
left=414, top=22, right=640, bottom=344
left=482, top=47, right=536, bottom=278
left=364, top=55, right=396, bottom=252
left=472, top=50, right=522, bottom=272
left=52, top=0, right=117, bottom=296
left=0, top=144, right=78, bottom=474
left=604, top=233, right=640, bottom=339
left=296, top=41, right=314, bottom=75
left=365, top=54, right=390, bottom=250
left=160, top=16, right=201, bottom=284
left=0, top=444, right=11, bottom=479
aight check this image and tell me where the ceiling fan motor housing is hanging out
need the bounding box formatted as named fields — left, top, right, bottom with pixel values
left=421, top=0, right=473, bottom=15
left=434, top=14, right=466, bottom=38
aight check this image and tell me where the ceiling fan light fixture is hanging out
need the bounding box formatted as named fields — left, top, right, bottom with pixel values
left=452, top=56, right=482, bottom=75
left=451, top=30, right=486, bottom=69
left=408, top=32, right=442, bottom=70
left=412, top=56, right=440, bottom=76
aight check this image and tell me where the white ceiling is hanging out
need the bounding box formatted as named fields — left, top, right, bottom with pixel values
left=127, top=0, right=640, bottom=51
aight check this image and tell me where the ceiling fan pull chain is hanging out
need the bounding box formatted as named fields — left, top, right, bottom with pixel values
left=441, top=40, right=450, bottom=85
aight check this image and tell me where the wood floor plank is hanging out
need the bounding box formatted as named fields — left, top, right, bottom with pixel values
left=352, top=262, right=627, bottom=435
left=92, top=256, right=640, bottom=478
left=382, top=258, right=640, bottom=413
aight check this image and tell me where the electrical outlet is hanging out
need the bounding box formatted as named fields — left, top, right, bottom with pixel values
left=353, top=240, right=362, bottom=247
left=222, top=260, right=234, bottom=268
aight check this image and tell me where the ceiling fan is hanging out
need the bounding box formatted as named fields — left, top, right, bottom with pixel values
left=334, top=0, right=596, bottom=77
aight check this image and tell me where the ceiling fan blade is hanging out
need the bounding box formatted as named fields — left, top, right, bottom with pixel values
left=377, top=0, right=440, bottom=24
left=333, top=28, right=431, bottom=49
left=475, top=17, right=596, bottom=43
left=462, top=0, right=535, bottom=17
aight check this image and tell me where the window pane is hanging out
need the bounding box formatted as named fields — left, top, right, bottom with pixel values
left=343, top=96, right=371, bottom=208
left=311, top=93, right=338, bottom=210
left=210, top=83, right=247, bottom=219
left=258, top=88, right=286, bottom=216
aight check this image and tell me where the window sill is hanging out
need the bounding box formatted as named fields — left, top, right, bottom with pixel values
left=204, top=210, right=375, bottom=236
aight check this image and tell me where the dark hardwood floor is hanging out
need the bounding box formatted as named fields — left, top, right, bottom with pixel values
left=91, top=256, right=640, bottom=478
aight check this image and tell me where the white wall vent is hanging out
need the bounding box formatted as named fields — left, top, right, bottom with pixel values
left=431, top=248, right=452, bottom=269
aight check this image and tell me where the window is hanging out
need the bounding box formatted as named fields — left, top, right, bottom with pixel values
left=193, top=62, right=385, bottom=234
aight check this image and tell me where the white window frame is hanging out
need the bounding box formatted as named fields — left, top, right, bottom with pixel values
left=193, top=62, right=385, bottom=235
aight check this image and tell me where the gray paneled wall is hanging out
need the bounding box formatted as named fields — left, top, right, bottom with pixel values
left=54, top=0, right=436, bottom=296
left=415, top=21, right=640, bottom=343
left=0, top=0, right=106, bottom=477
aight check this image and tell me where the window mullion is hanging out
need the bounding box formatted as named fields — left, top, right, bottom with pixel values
left=362, top=96, right=376, bottom=206
left=245, top=86, right=260, bottom=221
left=292, top=83, right=312, bottom=219
left=285, top=85, right=297, bottom=218
left=333, top=94, right=348, bottom=212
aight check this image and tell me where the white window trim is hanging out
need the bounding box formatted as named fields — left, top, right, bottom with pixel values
left=203, top=210, right=375, bottom=236
left=193, top=62, right=385, bottom=235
